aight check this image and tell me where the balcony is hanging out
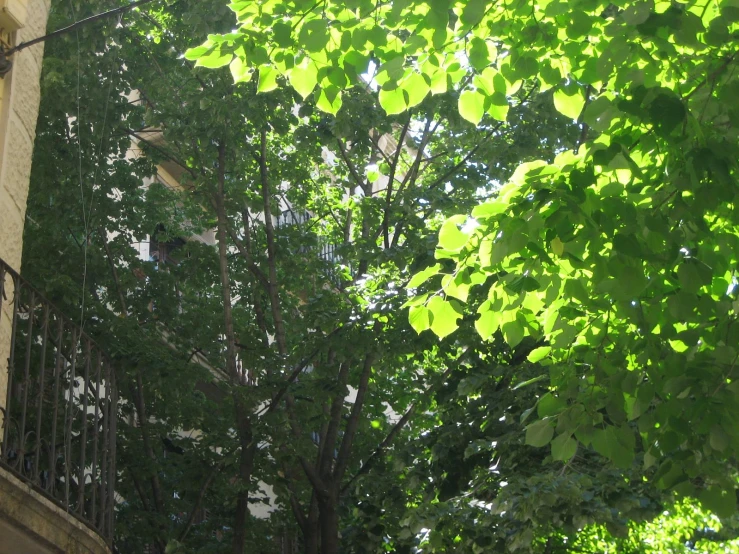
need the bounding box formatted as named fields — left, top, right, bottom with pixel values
left=0, top=257, right=116, bottom=554
left=274, top=208, right=352, bottom=284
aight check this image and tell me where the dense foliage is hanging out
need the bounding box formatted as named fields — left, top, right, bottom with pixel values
left=15, top=0, right=739, bottom=552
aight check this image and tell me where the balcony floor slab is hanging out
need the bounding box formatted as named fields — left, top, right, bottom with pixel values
left=0, top=465, right=111, bottom=554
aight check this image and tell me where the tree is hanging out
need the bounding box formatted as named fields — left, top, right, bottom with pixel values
left=125, top=3, right=579, bottom=552
left=189, top=0, right=739, bottom=526
left=20, top=0, right=739, bottom=552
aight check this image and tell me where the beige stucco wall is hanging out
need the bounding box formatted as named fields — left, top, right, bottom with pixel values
left=0, top=0, right=49, bottom=268
left=0, top=0, right=50, bottom=428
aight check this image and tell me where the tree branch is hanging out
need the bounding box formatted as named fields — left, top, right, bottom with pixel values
left=299, top=456, right=330, bottom=500
left=341, top=402, right=415, bottom=494
left=388, top=117, right=437, bottom=247
left=223, top=219, right=271, bottom=292
left=382, top=119, right=411, bottom=249
left=131, top=372, right=166, bottom=515
left=258, top=128, right=288, bottom=358
left=334, top=353, right=374, bottom=482
left=335, top=138, right=366, bottom=190
left=424, top=120, right=505, bottom=193
left=178, top=460, right=225, bottom=541
left=98, top=227, right=128, bottom=316
left=341, top=355, right=465, bottom=493
left=213, top=140, right=239, bottom=383
left=319, top=361, right=351, bottom=476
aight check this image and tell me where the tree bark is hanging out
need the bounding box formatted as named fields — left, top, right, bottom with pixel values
left=318, top=495, right=340, bottom=554
left=213, top=140, right=255, bottom=554
left=232, top=400, right=255, bottom=553
left=214, top=141, right=239, bottom=384
left=303, top=497, right=320, bottom=554
left=257, top=128, right=288, bottom=358
left=334, top=354, right=373, bottom=482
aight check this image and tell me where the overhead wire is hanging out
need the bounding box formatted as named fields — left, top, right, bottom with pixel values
left=68, top=0, right=88, bottom=335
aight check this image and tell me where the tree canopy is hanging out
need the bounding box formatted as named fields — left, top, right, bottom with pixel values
left=17, top=0, right=739, bottom=552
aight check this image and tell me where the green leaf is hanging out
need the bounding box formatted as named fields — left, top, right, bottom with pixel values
left=257, top=66, right=279, bottom=92
left=511, top=55, right=538, bottom=80
left=230, top=56, right=252, bottom=83
left=288, top=61, right=318, bottom=99
left=316, top=85, right=343, bottom=114
left=526, top=419, right=554, bottom=447
left=678, top=261, right=711, bottom=294
left=527, top=346, right=552, bottom=363
left=401, top=72, right=430, bottom=108
left=709, top=425, right=729, bottom=452
left=468, top=37, right=495, bottom=71
left=298, top=19, right=330, bottom=52
left=458, top=90, right=485, bottom=125
left=272, top=20, right=294, bottom=47
left=472, top=201, right=506, bottom=218
left=538, top=392, right=566, bottom=418
left=513, top=374, right=547, bottom=390
left=460, top=0, right=487, bottom=27
left=379, top=87, right=407, bottom=115
left=428, top=296, right=462, bottom=339
left=184, top=43, right=212, bottom=61
left=438, top=218, right=469, bottom=251
left=473, top=68, right=496, bottom=95
left=429, top=70, right=448, bottom=94
left=551, top=433, right=577, bottom=461
left=622, top=2, right=652, bottom=25
left=520, top=406, right=536, bottom=424
left=553, top=87, right=586, bottom=120
left=501, top=320, right=524, bottom=347
left=475, top=308, right=500, bottom=339
left=591, top=427, right=613, bottom=458
left=486, top=91, right=509, bottom=121
left=409, top=305, right=432, bottom=334
left=612, top=426, right=635, bottom=468
left=195, top=49, right=233, bottom=69
left=700, top=487, right=736, bottom=518
left=442, top=273, right=471, bottom=302
left=408, top=264, right=441, bottom=288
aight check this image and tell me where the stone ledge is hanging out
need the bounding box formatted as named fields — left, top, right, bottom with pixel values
left=0, top=465, right=112, bottom=554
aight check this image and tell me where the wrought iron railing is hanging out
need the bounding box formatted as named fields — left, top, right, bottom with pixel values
left=0, top=257, right=117, bottom=543
left=275, top=209, right=354, bottom=282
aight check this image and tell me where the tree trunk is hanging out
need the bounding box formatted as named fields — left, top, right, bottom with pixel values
left=303, top=525, right=319, bottom=554
left=318, top=496, right=340, bottom=554
left=232, top=399, right=255, bottom=553
left=212, top=141, right=254, bottom=554
left=303, top=498, right=320, bottom=554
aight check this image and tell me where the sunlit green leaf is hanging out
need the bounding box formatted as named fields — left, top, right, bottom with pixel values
left=527, top=346, right=552, bottom=363
left=257, top=65, right=279, bottom=92
left=428, top=296, right=462, bottom=339
left=502, top=320, right=524, bottom=347
left=438, top=218, right=469, bottom=251
left=409, top=305, right=432, bottom=334
left=288, top=61, right=318, bottom=99
left=230, top=56, right=252, bottom=83
left=408, top=264, right=442, bottom=289
left=379, top=87, right=407, bottom=115
left=458, top=90, right=485, bottom=125
left=553, top=87, right=586, bottom=120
